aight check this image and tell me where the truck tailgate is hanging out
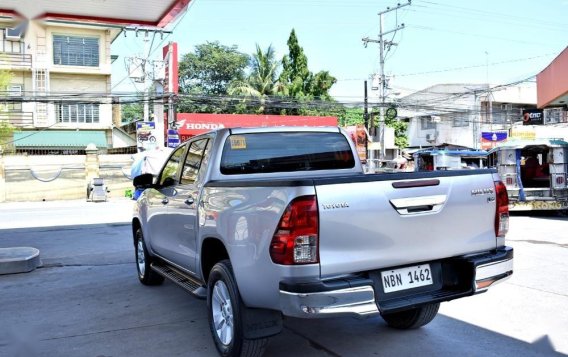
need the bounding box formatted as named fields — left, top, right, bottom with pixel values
left=314, top=171, right=498, bottom=277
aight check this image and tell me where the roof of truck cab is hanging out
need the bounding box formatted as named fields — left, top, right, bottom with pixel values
left=227, top=126, right=342, bottom=134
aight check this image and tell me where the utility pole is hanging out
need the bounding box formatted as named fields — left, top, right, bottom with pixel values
left=363, top=0, right=410, bottom=167
left=125, top=27, right=171, bottom=150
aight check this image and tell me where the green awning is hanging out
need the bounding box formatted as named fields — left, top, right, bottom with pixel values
left=14, top=130, right=108, bottom=148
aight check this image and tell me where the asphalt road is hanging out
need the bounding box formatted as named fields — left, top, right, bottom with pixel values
left=0, top=201, right=566, bottom=357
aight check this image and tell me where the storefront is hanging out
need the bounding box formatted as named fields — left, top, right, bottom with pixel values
left=174, top=113, right=338, bottom=142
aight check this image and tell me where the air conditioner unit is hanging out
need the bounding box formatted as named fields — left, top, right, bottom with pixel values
left=501, top=103, right=513, bottom=110
left=426, top=132, right=438, bottom=142
left=430, top=115, right=441, bottom=123
left=5, top=23, right=25, bottom=41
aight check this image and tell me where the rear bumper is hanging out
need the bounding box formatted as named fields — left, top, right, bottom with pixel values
left=279, top=246, right=513, bottom=318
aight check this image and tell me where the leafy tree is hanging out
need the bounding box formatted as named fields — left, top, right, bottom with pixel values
left=385, top=116, right=409, bottom=149
left=0, top=68, right=18, bottom=153
left=228, top=44, right=284, bottom=113
left=0, top=68, right=11, bottom=91
left=179, top=41, right=249, bottom=97
left=339, top=107, right=365, bottom=127
left=121, top=102, right=143, bottom=123
left=278, top=29, right=337, bottom=114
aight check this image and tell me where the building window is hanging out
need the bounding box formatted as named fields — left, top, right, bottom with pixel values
left=0, top=85, right=23, bottom=111
left=53, top=35, right=99, bottom=67
left=452, top=115, right=469, bottom=127
left=57, top=103, right=100, bottom=123
left=420, top=116, right=437, bottom=130
left=1, top=28, right=25, bottom=53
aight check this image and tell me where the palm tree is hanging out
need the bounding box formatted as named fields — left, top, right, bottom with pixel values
left=229, top=44, right=284, bottom=113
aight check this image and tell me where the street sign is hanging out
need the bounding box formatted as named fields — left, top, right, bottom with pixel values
left=167, top=129, right=180, bottom=148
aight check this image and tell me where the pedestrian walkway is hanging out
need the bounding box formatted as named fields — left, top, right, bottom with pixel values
left=0, top=197, right=134, bottom=230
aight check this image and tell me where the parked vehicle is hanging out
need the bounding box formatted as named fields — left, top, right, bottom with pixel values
left=488, top=138, right=568, bottom=211
left=413, top=148, right=488, bottom=171
left=132, top=126, right=513, bottom=357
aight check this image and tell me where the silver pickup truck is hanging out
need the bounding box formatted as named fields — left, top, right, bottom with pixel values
left=132, top=126, right=513, bottom=357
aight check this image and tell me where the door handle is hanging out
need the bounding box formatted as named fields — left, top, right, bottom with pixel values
left=185, top=197, right=195, bottom=206
left=162, top=197, right=169, bottom=205
left=389, top=195, right=446, bottom=215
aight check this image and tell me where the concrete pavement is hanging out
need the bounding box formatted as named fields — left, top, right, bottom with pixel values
left=0, top=198, right=134, bottom=274
left=0, top=197, right=134, bottom=230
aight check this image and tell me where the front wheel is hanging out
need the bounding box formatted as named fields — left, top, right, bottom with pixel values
left=381, top=303, right=440, bottom=329
left=135, top=228, right=164, bottom=286
left=207, top=260, right=268, bottom=357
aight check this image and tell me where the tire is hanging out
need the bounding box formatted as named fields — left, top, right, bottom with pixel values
left=207, top=260, right=268, bottom=357
left=135, top=228, right=164, bottom=286
left=381, top=303, right=440, bottom=329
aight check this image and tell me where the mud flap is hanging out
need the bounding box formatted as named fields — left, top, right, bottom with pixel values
left=242, top=307, right=283, bottom=339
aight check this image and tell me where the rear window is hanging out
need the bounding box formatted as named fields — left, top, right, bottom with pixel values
left=220, top=132, right=355, bottom=175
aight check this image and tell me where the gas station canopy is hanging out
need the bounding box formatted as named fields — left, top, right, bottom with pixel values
left=0, top=0, right=191, bottom=28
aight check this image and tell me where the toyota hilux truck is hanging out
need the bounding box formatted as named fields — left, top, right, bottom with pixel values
left=132, top=126, right=513, bottom=357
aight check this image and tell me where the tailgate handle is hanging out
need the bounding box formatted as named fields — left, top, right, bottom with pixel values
left=389, top=195, right=446, bottom=215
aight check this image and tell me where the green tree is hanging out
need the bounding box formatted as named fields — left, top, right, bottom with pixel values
left=177, top=41, right=249, bottom=113
left=278, top=29, right=337, bottom=114
left=229, top=44, right=285, bottom=113
left=339, top=107, right=365, bottom=126
left=0, top=68, right=17, bottom=153
left=384, top=113, right=408, bottom=149
left=121, top=102, right=143, bottom=123
left=179, top=41, right=249, bottom=96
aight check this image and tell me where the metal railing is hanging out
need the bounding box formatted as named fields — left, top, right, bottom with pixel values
left=0, top=111, right=34, bottom=127
left=0, top=52, right=32, bottom=68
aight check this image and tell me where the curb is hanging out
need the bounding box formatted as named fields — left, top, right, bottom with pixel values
left=0, top=247, right=41, bottom=275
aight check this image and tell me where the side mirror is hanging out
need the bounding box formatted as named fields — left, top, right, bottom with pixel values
left=133, top=173, right=155, bottom=189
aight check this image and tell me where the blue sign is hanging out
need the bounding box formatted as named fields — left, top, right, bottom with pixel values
left=167, top=129, right=180, bottom=148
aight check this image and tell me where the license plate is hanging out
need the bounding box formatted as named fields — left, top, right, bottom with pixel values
left=381, top=264, right=433, bottom=293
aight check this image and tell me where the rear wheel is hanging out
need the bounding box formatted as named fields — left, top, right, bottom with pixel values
left=381, top=303, right=440, bottom=329
left=207, top=260, right=268, bottom=357
left=135, top=228, right=164, bottom=286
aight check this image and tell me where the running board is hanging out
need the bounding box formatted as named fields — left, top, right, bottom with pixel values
left=151, top=263, right=207, bottom=299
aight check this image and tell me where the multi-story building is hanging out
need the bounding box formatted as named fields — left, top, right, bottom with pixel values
left=0, top=13, right=119, bottom=153
left=398, top=82, right=538, bottom=150
left=0, top=1, right=190, bottom=153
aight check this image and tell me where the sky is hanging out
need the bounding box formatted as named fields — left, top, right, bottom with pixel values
left=111, top=0, right=568, bottom=102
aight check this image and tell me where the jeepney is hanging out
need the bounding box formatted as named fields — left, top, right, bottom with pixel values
left=488, top=139, right=568, bottom=211
left=413, top=148, right=488, bottom=171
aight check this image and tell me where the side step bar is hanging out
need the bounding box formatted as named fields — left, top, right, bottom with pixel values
left=151, top=263, right=207, bottom=299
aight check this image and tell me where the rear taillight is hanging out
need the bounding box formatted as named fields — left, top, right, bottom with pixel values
left=494, top=180, right=509, bottom=238
left=270, top=195, right=319, bottom=265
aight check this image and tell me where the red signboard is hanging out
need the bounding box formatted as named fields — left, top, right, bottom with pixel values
left=176, top=113, right=338, bottom=141
left=163, top=42, right=179, bottom=94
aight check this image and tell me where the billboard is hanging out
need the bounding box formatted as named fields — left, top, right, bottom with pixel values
left=175, top=113, right=338, bottom=142
left=522, top=109, right=544, bottom=125
left=136, top=121, right=158, bottom=151
left=480, top=131, right=508, bottom=150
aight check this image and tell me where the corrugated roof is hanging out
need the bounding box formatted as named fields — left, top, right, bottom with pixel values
left=14, top=130, right=108, bottom=148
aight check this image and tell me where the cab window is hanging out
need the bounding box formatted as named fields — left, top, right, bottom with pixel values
left=181, top=139, right=209, bottom=185
left=159, top=145, right=186, bottom=187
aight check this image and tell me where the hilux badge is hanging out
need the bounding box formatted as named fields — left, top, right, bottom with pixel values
left=471, top=188, right=494, bottom=196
